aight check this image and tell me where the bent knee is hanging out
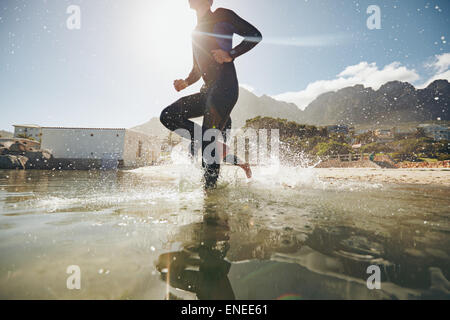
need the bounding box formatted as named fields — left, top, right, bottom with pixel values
left=159, top=107, right=170, bottom=125
left=160, top=104, right=178, bottom=128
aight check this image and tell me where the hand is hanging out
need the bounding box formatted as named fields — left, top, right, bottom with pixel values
left=211, top=49, right=233, bottom=64
left=173, top=79, right=188, bottom=92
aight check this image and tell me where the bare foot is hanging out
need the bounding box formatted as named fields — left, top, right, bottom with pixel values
left=238, top=163, right=252, bottom=179
left=217, top=142, right=252, bottom=178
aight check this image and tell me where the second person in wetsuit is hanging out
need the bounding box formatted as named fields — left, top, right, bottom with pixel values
left=160, top=0, right=262, bottom=189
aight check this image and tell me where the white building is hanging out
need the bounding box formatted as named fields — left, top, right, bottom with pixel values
left=13, top=124, right=42, bottom=141
left=15, top=125, right=160, bottom=168
left=418, top=124, right=450, bottom=141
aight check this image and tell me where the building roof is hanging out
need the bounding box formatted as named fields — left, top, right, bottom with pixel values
left=13, top=124, right=41, bottom=128
left=41, top=127, right=127, bottom=131
left=12, top=125, right=155, bottom=132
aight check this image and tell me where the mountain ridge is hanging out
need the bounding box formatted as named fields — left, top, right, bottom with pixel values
left=133, top=79, right=449, bottom=137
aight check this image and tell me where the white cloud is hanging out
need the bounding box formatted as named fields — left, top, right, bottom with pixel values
left=419, top=53, right=450, bottom=88
left=272, top=61, right=420, bottom=109
left=420, top=70, right=450, bottom=88
left=425, top=53, right=450, bottom=73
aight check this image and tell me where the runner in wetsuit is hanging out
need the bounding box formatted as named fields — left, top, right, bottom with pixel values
left=160, top=0, right=262, bottom=189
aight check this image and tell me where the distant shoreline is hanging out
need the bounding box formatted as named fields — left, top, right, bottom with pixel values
left=314, top=168, right=450, bottom=186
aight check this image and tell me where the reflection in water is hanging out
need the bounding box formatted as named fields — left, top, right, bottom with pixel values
left=0, top=166, right=449, bottom=299
left=155, top=187, right=307, bottom=300
left=156, top=204, right=235, bottom=300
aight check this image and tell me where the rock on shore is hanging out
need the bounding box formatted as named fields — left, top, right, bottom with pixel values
left=0, top=139, right=53, bottom=170
left=0, top=155, right=28, bottom=169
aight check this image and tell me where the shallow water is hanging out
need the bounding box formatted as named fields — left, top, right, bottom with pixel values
left=0, top=162, right=449, bottom=300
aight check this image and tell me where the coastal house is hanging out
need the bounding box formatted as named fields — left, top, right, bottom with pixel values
left=326, top=125, right=349, bottom=135
left=374, top=129, right=394, bottom=142
left=40, top=127, right=160, bottom=168
left=354, top=128, right=371, bottom=135
left=418, top=124, right=450, bottom=141
left=12, top=125, right=161, bottom=169
left=392, top=127, right=416, bottom=139
left=13, top=124, right=42, bottom=141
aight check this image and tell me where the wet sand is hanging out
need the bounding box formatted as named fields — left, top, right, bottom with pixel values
left=314, top=168, right=450, bottom=186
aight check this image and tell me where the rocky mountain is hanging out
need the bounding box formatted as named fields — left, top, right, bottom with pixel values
left=132, top=80, right=450, bottom=137
left=303, top=79, right=450, bottom=125
left=230, top=88, right=303, bottom=128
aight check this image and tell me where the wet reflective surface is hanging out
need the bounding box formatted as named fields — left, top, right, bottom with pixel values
left=0, top=165, right=449, bottom=299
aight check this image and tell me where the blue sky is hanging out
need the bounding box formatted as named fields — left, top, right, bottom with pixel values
left=0, top=0, right=449, bottom=131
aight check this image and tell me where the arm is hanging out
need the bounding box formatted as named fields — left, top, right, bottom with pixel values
left=184, top=53, right=201, bottom=86
left=225, top=9, right=263, bottom=60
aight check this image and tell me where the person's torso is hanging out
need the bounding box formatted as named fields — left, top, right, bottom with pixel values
left=192, top=9, right=237, bottom=86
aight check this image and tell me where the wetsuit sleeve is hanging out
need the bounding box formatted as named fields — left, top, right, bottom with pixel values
left=185, top=52, right=201, bottom=85
left=224, top=9, right=263, bottom=60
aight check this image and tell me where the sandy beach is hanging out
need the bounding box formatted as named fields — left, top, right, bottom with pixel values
left=314, top=168, right=450, bottom=186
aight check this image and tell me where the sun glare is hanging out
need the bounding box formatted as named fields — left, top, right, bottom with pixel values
left=131, top=1, right=196, bottom=70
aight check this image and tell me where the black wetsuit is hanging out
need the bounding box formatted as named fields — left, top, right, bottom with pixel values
left=160, top=7, right=262, bottom=188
